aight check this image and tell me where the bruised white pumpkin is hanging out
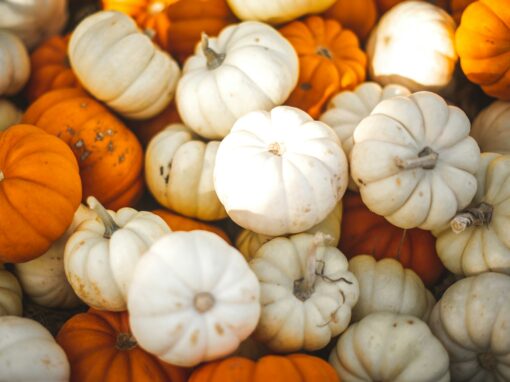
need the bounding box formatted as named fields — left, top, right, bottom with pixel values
left=429, top=272, right=510, bottom=381
left=351, top=91, right=480, bottom=230
left=176, top=21, right=298, bottom=139
left=145, top=124, right=227, bottom=221
left=330, top=312, right=450, bottom=382
left=366, top=1, right=457, bottom=91
left=349, top=255, right=435, bottom=322
left=0, top=316, right=70, bottom=381
left=0, top=99, right=22, bottom=131
left=0, top=31, right=30, bottom=96
left=128, top=231, right=260, bottom=367
left=250, top=233, right=359, bottom=352
left=69, top=11, right=180, bottom=119
left=64, top=197, right=170, bottom=311
left=0, top=266, right=22, bottom=317
left=214, top=106, right=348, bottom=236
left=471, top=101, right=510, bottom=154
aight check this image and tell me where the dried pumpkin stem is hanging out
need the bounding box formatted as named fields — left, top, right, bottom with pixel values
left=194, top=292, right=215, bottom=313
left=268, top=142, right=282, bottom=156
left=0, top=170, right=4, bottom=182
left=116, top=332, right=137, bottom=350
left=201, top=33, right=226, bottom=70
left=316, top=46, right=332, bottom=59
left=86, top=196, right=120, bottom=239
left=450, top=202, right=493, bottom=234
left=478, top=352, right=497, bottom=371
left=395, top=146, right=439, bottom=170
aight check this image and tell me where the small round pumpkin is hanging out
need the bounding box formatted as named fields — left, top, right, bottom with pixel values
left=0, top=265, right=22, bottom=317
left=0, top=31, right=30, bottom=96
left=0, top=99, right=22, bottom=131
left=471, top=101, right=510, bottom=154
left=323, top=0, right=378, bottom=41
left=0, top=124, right=82, bottom=263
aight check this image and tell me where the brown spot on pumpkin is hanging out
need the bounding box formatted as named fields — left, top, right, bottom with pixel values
left=164, top=174, right=170, bottom=184
left=107, top=141, right=114, bottom=152
left=392, top=323, right=397, bottom=328
left=106, top=129, right=114, bottom=136
left=80, top=102, right=88, bottom=109
left=396, top=178, right=401, bottom=186
left=159, top=166, right=164, bottom=176
left=95, top=132, right=104, bottom=141
left=118, top=154, right=125, bottom=163
left=80, top=150, right=91, bottom=161
left=407, top=320, right=414, bottom=325
left=357, top=178, right=366, bottom=186
left=254, top=37, right=260, bottom=43
left=383, top=35, right=392, bottom=45
left=215, top=323, right=224, bottom=335
left=300, top=82, right=312, bottom=91
left=419, top=191, right=423, bottom=197
left=190, top=330, right=199, bottom=346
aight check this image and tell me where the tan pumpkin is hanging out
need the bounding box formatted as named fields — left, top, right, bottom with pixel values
left=0, top=99, right=22, bottom=131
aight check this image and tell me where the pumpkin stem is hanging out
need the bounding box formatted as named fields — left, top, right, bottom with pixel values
left=0, top=170, right=4, bottom=182
left=116, top=332, right=137, bottom=350
left=86, top=196, right=120, bottom=239
left=316, top=46, right=333, bottom=59
left=478, top=352, right=497, bottom=371
left=395, top=146, right=438, bottom=170
left=201, top=33, right=225, bottom=70
left=194, top=292, right=215, bottom=313
left=294, top=232, right=333, bottom=301
left=268, top=142, right=283, bottom=156
left=450, top=202, right=493, bottom=234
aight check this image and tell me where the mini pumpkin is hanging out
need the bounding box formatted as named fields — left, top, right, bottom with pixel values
left=323, top=0, right=378, bottom=41
left=69, top=11, right=180, bottom=119
left=279, top=16, right=366, bottom=119
left=250, top=233, right=359, bottom=352
left=0, top=265, right=22, bottom=317
left=145, top=124, right=227, bottom=221
left=0, top=31, right=30, bottom=96
left=471, top=101, right=510, bottom=154
left=128, top=231, right=261, bottom=367
left=351, top=91, right=480, bottom=230
left=0, top=99, right=22, bottom=131
left=57, top=309, right=187, bottom=382
left=214, top=106, right=348, bottom=236
left=176, top=21, right=299, bottom=139
left=0, top=124, right=82, bottom=263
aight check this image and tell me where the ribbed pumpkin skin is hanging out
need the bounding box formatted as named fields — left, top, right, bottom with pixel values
left=456, top=0, right=510, bottom=100
left=280, top=16, right=366, bottom=119
left=189, top=355, right=339, bottom=382
left=22, top=88, right=143, bottom=210
left=57, top=309, right=188, bottom=382
left=339, top=192, right=444, bottom=286
left=0, top=124, right=82, bottom=263
left=152, top=209, right=232, bottom=244
left=323, top=0, right=378, bottom=41
left=25, top=35, right=80, bottom=102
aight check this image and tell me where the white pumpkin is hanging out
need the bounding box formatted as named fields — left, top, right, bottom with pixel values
left=351, top=91, right=480, bottom=230
left=69, top=11, right=180, bottom=119
left=214, top=106, right=348, bottom=236
left=330, top=312, right=450, bottom=382
left=0, top=316, right=70, bottom=381
left=176, top=21, right=299, bottom=139
left=320, top=82, right=411, bottom=191
left=250, top=233, right=359, bottom=352
left=0, top=266, right=22, bottom=317
left=366, top=1, right=457, bottom=91
left=236, top=202, right=342, bottom=261
left=128, top=231, right=260, bottom=367
left=349, top=255, right=435, bottom=322
left=0, top=0, right=67, bottom=49
left=0, top=31, right=30, bottom=96
left=0, top=99, right=22, bottom=131
left=471, top=101, right=510, bottom=154
left=145, top=124, right=227, bottom=221
left=64, top=197, right=170, bottom=311
left=14, top=205, right=96, bottom=309
left=433, top=153, right=510, bottom=276
left=226, top=0, right=336, bottom=24
left=429, top=272, right=510, bottom=381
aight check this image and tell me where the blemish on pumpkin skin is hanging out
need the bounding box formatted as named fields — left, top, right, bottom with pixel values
left=79, top=102, right=88, bottom=109
left=215, top=323, right=224, bottom=335
left=300, top=83, right=312, bottom=91
left=396, top=178, right=401, bottom=186
left=190, top=330, right=199, bottom=346
left=75, top=139, right=84, bottom=148
left=107, top=141, right=114, bottom=152
left=383, top=36, right=392, bottom=45
left=407, top=320, right=414, bottom=325
left=164, top=174, right=170, bottom=185
left=80, top=150, right=91, bottom=161
left=159, top=166, right=164, bottom=176
left=95, top=132, right=104, bottom=141
left=357, top=178, right=366, bottom=186
left=118, top=154, right=125, bottom=163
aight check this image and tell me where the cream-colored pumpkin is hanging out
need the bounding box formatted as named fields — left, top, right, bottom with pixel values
left=471, top=101, right=510, bottom=154
left=0, top=31, right=30, bottom=96
left=349, top=255, right=435, bottom=322
left=320, top=82, right=411, bottom=190
left=330, top=312, right=450, bottom=382
left=0, top=316, right=70, bottom=381
left=433, top=153, right=510, bottom=276
left=429, top=272, right=510, bottom=381
left=128, top=231, right=261, bottom=367
left=367, top=1, right=457, bottom=92
left=14, top=205, right=96, bottom=309
left=214, top=106, right=348, bottom=236
left=226, top=0, right=336, bottom=24
left=236, top=202, right=342, bottom=261
left=0, top=266, right=22, bottom=317
left=176, top=21, right=299, bottom=139
left=351, top=91, right=480, bottom=230
left=69, top=11, right=180, bottom=119
left=250, top=233, right=359, bottom=352
left=145, top=124, right=227, bottom=221
left=0, top=99, right=22, bottom=131
left=0, top=0, right=67, bottom=49
left=64, top=197, right=170, bottom=311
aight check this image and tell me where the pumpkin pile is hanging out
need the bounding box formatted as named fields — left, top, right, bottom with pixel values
left=1, top=0, right=510, bottom=381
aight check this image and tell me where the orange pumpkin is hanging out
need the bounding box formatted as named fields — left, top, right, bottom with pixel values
left=152, top=209, right=232, bottom=244
left=23, top=88, right=143, bottom=210
left=323, top=0, right=378, bottom=41
left=456, top=0, right=510, bottom=100
left=189, top=355, right=339, bottom=382
left=57, top=309, right=188, bottom=382
left=376, top=0, right=419, bottom=12
left=0, top=124, right=82, bottom=263
left=280, top=16, right=366, bottom=119
left=339, top=192, right=444, bottom=286
left=25, top=35, right=80, bottom=102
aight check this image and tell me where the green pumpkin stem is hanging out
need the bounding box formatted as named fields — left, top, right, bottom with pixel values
left=86, top=196, right=120, bottom=239
left=201, top=33, right=226, bottom=70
